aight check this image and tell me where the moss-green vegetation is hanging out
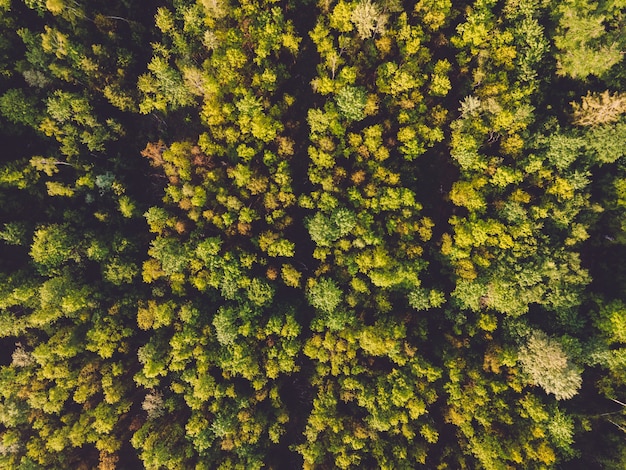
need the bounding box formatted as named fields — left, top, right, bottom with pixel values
left=1, top=0, right=626, bottom=468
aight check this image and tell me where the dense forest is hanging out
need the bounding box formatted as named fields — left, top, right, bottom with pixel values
left=1, top=0, right=626, bottom=468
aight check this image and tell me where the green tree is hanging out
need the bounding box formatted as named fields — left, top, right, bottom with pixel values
left=518, top=330, right=582, bottom=401
left=554, top=0, right=624, bottom=79
left=335, top=85, right=367, bottom=121
left=30, top=224, right=81, bottom=275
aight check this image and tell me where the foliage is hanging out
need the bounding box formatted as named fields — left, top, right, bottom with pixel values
left=518, top=330, right=582, bottom=400
left=0, top=0, right=625, bottom=468
left=571, top=91, right=626, bottom=126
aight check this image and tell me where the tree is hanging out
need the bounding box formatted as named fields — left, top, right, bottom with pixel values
left=571, top=91, right=626, bottom=126
left=307, top=277, right=343, bottom=315
left=30, top=224, right=81, bottom=275
left=335, top=86, right=368, bottom=121
left=0, top=89, right=41, bottom=128
left=518, top=330, right=582, bottom=401
left=554, top=1, right=624, bottom=80
left=3, top=0, right=626, bottom=467
left=414, top=0, right=452, bottom=31
left=350, top=0, right=388, bottom=40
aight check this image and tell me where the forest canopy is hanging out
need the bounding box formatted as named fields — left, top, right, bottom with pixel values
left=1, top=0, right=626, bottom=468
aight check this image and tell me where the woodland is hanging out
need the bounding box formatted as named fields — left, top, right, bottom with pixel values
left=1, top=0, right=626, bottom=468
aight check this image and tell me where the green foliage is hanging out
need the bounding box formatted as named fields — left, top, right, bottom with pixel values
left=307, top=277, right=343, bottom=315
left=518, top=330, right=582, bottom=400
left=40, top=90, right=122, bottom=157
left=414, top=0, right=452, bottom=31
left=554, top=1, right=624, bottom=79
left=307, top=208, right=356, bottom=247
left=1, top=0, right=626, bottom=467
left=335, top=85, right=367, bottom=121
left=30, top=224, right=80, bottom=274
left=0, top=89, right=40, bottom=128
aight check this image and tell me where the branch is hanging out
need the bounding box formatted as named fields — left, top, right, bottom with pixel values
left=610, top=397, right=626, bottom=408
left=608, top=419, right=626, bottom=433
